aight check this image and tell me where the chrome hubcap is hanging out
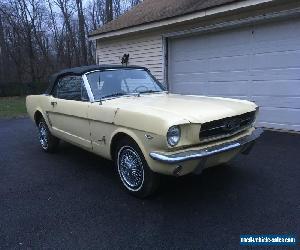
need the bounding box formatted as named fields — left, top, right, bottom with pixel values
left=118, top=146, right=144, bottom=191
left=38, top=122, right=48, bottom=149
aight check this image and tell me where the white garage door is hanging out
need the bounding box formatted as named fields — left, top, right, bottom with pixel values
left=168, top=18, right=300, bottom=131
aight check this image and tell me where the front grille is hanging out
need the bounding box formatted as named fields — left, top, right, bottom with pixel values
left=199, top=111, right=256, bottom=141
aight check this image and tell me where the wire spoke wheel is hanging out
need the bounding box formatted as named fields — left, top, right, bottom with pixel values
left=117, top=146, right=144, bottom=191
left=38, top=122, right=49, bottom=150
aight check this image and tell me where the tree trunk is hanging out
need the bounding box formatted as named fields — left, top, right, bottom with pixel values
left=105, top=0, right=113, bottom=23
left=56, top=0, right=79, bottom=66
left=0, top=14, right=7, bottom=85
left=76, top=0, right=87, bottom=65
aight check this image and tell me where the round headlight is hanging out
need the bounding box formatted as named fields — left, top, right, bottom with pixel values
left=167, top=126, right=181, bottom=146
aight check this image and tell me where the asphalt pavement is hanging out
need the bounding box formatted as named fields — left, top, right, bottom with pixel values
left=0, top=118, right=299, bottom=249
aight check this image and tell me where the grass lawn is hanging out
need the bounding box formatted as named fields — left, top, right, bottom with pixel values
left=0, top=96, right=27, bottom=118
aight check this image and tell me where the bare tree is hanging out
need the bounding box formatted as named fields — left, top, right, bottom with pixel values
left=105, top=0, right=113, bottom=23
left=0, top=12, right=8, bottom=85
left=0, top=0, right=143, bottom=96
left=76, top=0, right=87, bottom=65
left=55, top=0, right=79, bottom=66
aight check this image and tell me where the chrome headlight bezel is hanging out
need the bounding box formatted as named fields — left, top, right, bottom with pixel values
left=167, top=125, right=181, bottom=147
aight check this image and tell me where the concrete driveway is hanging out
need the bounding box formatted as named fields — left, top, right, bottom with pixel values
left=0, top=118, right=299, bottom=249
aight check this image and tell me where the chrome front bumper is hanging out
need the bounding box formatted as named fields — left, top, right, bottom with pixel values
left=149, top=128, right=263, bottom=164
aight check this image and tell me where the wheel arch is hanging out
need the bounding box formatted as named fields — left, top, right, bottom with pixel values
left=110, top=129, right=147, bottom=160
left=34, top=109, right=44, bottom=125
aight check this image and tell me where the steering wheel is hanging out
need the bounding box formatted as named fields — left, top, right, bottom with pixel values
left=133, top=85, right=149, bottom=93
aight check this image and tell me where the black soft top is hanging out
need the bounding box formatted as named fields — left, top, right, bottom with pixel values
left=45, top=64, right=149, bottom=94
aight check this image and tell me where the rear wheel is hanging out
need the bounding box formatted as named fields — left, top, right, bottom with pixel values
left=37, top=118, right=59, bottom=153
left=115, top=138, right=160, bottom=198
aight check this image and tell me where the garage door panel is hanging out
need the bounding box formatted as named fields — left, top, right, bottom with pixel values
left=253, top=19, right=300, bottom=41
left=199, top=82, right=250, bottom=96
left=172, top=45, right=252, bottom=62
left=169, top=18, right=300, bottom=131
left=211, top=47, right=251, bottom=58
left=171, top=30, right=251, bottom=61
left=251, top=50, right=300, bottom=70
left=177, top=71, right=250, bottom=82
left=208, top=71, right=250, bottom=82
left=172, top=73, right=208, bottom=83
left=258, top=107, right=300, bottom=125
left=250, top=80, right=300, bottom=96
left=171, top=83, right=203, bottom=94
left=252, top=38, right=300, bottom=54
left=252, top=96, right=300, bottom=109
left=171, top=60, right=209, bottom=74
left=172, top=27, right=250, bottom=48
left=172, top=81, right=248, bottom=100
left=257, top=122, right=300, bottom=131
left=172, top=49, right=208, bottom=61
left=173, top=81, right=251, bottom=96
left=211, top=45, right=251, bottom=58
left=251, top=68, right=300, bottom=81
left=171, top=57, right=250, bottom=75
left=170, top=36, right=209, bottom=52
left=172, top=54, right=250, bottom=73
left=209, top=55, right=249, bottom=72
left=206, top=28, right=250, bottom=47
left=210, top=44, right=251, bottom=58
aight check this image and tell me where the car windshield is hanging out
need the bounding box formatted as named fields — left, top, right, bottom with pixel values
left=85, top=69, right=165, bottom=101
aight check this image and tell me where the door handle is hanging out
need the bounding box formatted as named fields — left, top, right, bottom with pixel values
left=51, top=101, right=57, bottom=107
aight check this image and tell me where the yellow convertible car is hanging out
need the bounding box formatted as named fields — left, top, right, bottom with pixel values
left=26, top=65, right=263, bottom=197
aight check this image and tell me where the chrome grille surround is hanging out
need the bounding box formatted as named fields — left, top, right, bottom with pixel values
left=199, top=111, right=256, bottom=142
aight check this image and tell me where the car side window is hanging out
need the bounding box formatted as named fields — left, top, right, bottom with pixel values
left=52, top=75, right=89, bottom=101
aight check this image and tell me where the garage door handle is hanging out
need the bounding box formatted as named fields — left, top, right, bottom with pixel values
left=51, top=101, right=57, bottom=106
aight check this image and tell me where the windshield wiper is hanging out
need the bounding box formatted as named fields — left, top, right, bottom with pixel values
left=139, top=90, right=162, bottom=94
left=101, top=92, right=126, bottom=99
left=100, top=91, right=159, bottom=102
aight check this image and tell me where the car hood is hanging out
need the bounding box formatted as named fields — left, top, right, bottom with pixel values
left=106, top=93, right=257, bottom=124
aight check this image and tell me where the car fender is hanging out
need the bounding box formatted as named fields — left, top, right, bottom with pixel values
left=109, top=127, right=149, bottom=159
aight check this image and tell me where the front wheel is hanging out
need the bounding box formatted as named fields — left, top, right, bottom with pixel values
left=115, top=138, right=160, bottom=198
left=37, top=118, right=59, bottom=153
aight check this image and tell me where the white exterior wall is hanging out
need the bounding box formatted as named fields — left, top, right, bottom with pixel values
left=96, top=34, right=164, bottom=82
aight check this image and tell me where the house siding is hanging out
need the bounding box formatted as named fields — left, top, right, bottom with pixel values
left=96, top=34, right=164, bottom=82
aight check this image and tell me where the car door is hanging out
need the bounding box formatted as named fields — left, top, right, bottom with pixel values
left=88, top=102, right=118, bottom=159
left=83, top=70, right=120, bottom=159
left=48, top=75, right=92, bottom=149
